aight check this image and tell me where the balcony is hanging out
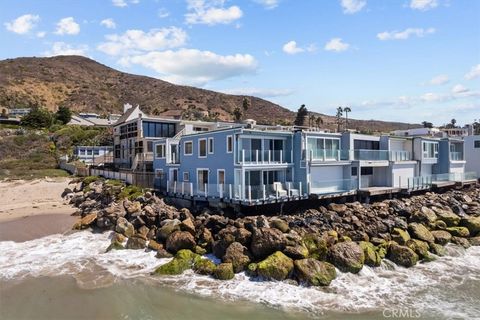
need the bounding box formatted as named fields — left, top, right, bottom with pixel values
left=238, top=149, right=290, bottom=164
left=310, top=178, right=358, bottom=194
left=389, top=150, right=412, bottom=161
left=352, top=149, right=389, bottom=161
left=450, top=152, right=464, bottom=161
left=307, top=149, right=350, bottom=161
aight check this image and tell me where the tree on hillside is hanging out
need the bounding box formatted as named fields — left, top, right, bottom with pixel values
left=335, top=107, right=344, bottom=132
left=232, top=107, right=243, bottom=122
left=294, top=104, right=308, bottom=126
left=21, top=107, right=54, bottom=129
left=55, top=106, right=72, bottom=125
left=315, top=116, right=323, bottom=128
left=422, top=121, right=433, bottom=128
left=242, top=97, right=250, bottom=113
left=343, top=106, right=351, bottom=129
left=308, top=113, right=316, bottom=127
left=1, top=108, right=7, bottom=119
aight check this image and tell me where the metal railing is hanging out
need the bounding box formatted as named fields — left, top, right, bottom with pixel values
left=407, top=176, right=433, bottom=190
left=450, top=152, right=464, bottom=161
left=238, top=149, right=290, bottom=164
left=389, top=150, right=412, bottom=161
left=159, top=180, right=307, bottom=202
left=310, top=178, right=358, bottom=194
left=307, top=149, right=350, bottom=161
left=352, top=149, right=389, bottom=161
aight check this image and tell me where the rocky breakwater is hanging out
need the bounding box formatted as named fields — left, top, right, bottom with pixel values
left=64, top=176, right=480, bottom=287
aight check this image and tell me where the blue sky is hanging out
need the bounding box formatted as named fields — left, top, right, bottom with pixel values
left=1, top=0, right=479, bottom=125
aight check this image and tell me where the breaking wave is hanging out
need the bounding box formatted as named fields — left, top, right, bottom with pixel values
left=1, top=231, right=479, bottom=319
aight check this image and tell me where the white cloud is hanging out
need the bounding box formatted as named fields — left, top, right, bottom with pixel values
left=282, top=41, right=303, bottom=55
left=221, top=87, right=293, bottom=98
left=410, top=0, right=438, bottom=11
left=185, top=0, right=243, bottom=25
left=158, top=8, right=170, bottom=18
left=324, top=38, right=350, bottom=52
left=120, top=49, right=258, bottom=85
left=55, top=17, right=80, bottom=35
left=464, top=64, right=480, bottom=80
left=4, top=14, right=39, bottom=34
left=452, top=84, right=468, bottom=94
left=255, top=0, right=280, bottom=9
left=100, top=18, right=116, bottom=29
left=44, top=42, right=89, bottom=57
left=36, top=31, right=46, bottom=38
left=426, top=74, right=449, bottom=85
left=340, top=0, right=366, bottom=14
left=377, top=27, right=435, bottom=40
left=282, top=40, right=315, bottom=55
left=112, top=0, right=127, bottom=7
left=97, top=27, right=187, bottom=56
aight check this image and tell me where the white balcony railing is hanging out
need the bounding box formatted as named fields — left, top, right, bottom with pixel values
left=389, top=150, right=412, bottom=161
left=450, top=152, right=464, bottom=161
left=238, top=149, right=290, bottom=164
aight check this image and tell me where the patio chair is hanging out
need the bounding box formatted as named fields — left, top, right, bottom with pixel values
left=273, top=182, right=288, bottom=197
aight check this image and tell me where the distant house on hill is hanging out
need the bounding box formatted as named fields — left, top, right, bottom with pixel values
left=68, top=115, right=116, bottom=127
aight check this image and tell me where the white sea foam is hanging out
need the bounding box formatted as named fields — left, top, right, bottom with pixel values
left=1, top=231, right=480, bottom=318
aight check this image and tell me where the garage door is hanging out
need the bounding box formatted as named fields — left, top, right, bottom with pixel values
left=310, top=166, right=345, bottom=193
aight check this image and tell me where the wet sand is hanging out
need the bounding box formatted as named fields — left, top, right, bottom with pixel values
left=0, top=178, right=77, bottom=242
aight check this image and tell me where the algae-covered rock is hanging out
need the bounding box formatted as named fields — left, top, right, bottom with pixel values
left=408, top=223, right=434, bottom=243
left=410, top=207, right=437, bottom=224
left=446, top=227, right=470, bottom=238
left=359, top=241, right=382, bottom=267
left=154, top=249, right=201, bottom=275
left=387, top=243, right=418, bottom=268
left=246, top=263, right=258, bottom=277
left=214, top=263, right=235, bottom=280
left=329, top=241, right=365, bottom=273
left=294, top=258, right=336, bottom=286
left=193, top=259, right=217, bottom=275
left=257, top=251, right=294, bottom=281
left=105, top=241, right=125, bottom=252
left=302, top=234, right=328, bottom=260
left=460, top=217, right=480, bottom=236
left=283, top=245, right=309, bottom=260
left=430, top=230, right=452, bottom=245
left=435, top=210, right=460, bottom=227
left=391, top=228, right=410, bottom=245
left=407, top=239, right=432, bottom=261
left=429, top=243, right=446, bottom=256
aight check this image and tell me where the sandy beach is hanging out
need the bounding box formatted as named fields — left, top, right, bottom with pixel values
left=0, top=178, right=77, bottom=242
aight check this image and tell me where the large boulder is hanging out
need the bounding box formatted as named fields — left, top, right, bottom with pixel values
left=214, top=263, right=235, bottom=280
left=359, top=241, right=382, bottom=267
left=125, top=235, right=147, bottom=249
left=435, top=209, right=460, bottom=227
left=166, top=231, right=196, bottom=253
left=391, top=228, right=410, bottom=245
left=223, top=242, right=252, bottom=273
left=125, top=201, right=142, bottom=215
left=410, top=207, right=437, bottom=224
left=157, top=219, right=181, bottom=241
left=430, top=230, right=452, bottom=245
left=250, top=228, right=287, bottom=259
left=329, top=241, right=365, bottom=273
left=180, top=218, right=196, bottom=236
left=193, top=259, right=217, bottom=275
left=294, top=259, right=336, bottom=286
left=154, top=249, right=201, bottom=275
left=460, top=217, right=480, bottom=236
left=256, top=251, right=294, bottom=281
left=446, top=227, right=470, bottom=238
left=407, top=239, right=432, bottom=261
left=196, top=226, right=213, bottom=250
left=387, top=243, right=418, bottom=268
left=328, top=203, right=347, bottom=214
left=302, top=234, right=328, bottom=260
left=270, top=219, right=289, bottom=233
left=72, top=212, right=98, bottom=230
left=283, top=245, right=309, bottom=260
left=408, top=223, right=435, bottom=243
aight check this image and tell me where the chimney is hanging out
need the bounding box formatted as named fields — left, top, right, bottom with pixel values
left=123, top=103, right=133, bottom=113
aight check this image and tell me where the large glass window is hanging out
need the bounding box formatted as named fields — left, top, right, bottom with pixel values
left=184, top=141, right=193, bottom=155
left=422, top=141, right=439, bottom=159
left=199, top=139, right=207, bottom=157
left=142, top=121, right=176, bottom=138
left=156, top=144, right=166, bottom=158
left=474, top=140, right=480, bottom=148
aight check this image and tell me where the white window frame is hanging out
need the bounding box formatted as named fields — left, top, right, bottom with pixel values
left=155, top=169, right=164, bottom=179
left=196, top=168, right=209, bottom=193
left=217, top=169, right=225, bottom=185
left=155, top=143, right=166, bottom=159
left=184, top=141, right=193, bottom=156
left=208, top=137, right=214, bottom=154
left=198, top=138, right=207, bottom=158
left=183, top=172, right=190, bottom=182
left=226, top=135, right=233, bottom=153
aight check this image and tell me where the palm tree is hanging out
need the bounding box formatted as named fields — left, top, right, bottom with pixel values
left=343, top=106, right=351, bottom=129
left=336, top=107, right=343, bottom=132
left=315, top=116, right=323, bottom=128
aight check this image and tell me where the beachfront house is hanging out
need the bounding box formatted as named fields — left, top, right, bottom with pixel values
left=464, top=135, right=480, bottom=178
left=74, top=146, right=113, bottom=164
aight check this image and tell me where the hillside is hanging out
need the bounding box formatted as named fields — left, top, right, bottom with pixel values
left=0, top=55, right=418, bottom=131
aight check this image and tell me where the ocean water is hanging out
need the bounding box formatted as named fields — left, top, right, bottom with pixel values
left=1, top=231, right=479, bottom=320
